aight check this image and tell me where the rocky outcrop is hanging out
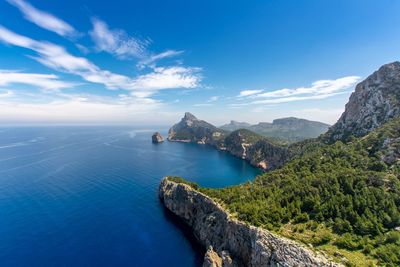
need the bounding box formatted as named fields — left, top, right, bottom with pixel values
left=152, top=132, right=164, bottom=143
left=327, top=61, right=400, bottom=142
left=168, top=112, right=226, bottom=146
left=223, top=129, right=288, bottom=170
left=168, top=113, right=288, bottom=171
left=159, top=178, right=342, bottom=267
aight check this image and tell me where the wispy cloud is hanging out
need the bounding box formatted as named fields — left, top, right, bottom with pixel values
left=0, top=25, right=202, bottom=92
left=90, top=18, right=149, bottom=60
left=236, top=76, right=360, bottom=105
left=254, top=76, right=360, bottom=99
left=7, top=0, right=78, bottom=37
left=0, top=90, right=14, bottom=98
left=207, top=96, right=219, bottom=102
left=137, top=50, right=184, bottom=68
left=237, top=89, right=263, bottom=97
left=0, top=70, right=76, bottom=90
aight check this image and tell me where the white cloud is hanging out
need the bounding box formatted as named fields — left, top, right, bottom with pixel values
left=0, top=98, right=163, bottom=123
left=251, top=92, right=347, bottom=104
left=207, top=96, right=219, bottom=102
left=7, top=0, right=77, bottom=37
left=0, top=90, right=14, bottom=98
left=129, top=66, right=201, bottom=90
left=234, top=76, right=360, bottom=105
left=0, top=25, right=202, bottom=91
left=193, top=103, right=212, bottom=107
left=254, top=76, right=360, bottom=98
left=137, top=50, right=184, bottom=68
left=238, top=89, right=263, bottom=97
left=90, top=18, right=148, bottom=59
left=0, top=70, right=76, bottom=90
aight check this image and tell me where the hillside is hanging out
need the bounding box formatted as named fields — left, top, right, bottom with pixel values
left=164, top=62, right=400, bottom=266
left=221, top=117, right=330, bottom=143
left=168, top=113, right=288, bottom=170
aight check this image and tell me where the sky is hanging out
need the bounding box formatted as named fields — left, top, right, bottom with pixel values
left=0, top=0, right=399, bottom=125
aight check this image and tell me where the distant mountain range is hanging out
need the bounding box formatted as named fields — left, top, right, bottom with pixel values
left=220, top=117, right=330, bottom=143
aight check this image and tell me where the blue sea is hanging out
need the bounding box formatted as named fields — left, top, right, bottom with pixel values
left=0, top=126, right=260, bottom=267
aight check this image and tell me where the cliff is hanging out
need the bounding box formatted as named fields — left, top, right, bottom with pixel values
left=168, top=113, right=288, bottom=170
left=327, top=61, right=400, bottom=142
left=152, top=132, right=164, bottom=143
left=168, top=112, right=226, bottom=145
left=159, top=177, right=342, bottom=267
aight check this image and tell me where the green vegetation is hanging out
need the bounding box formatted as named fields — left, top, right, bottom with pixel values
left=199, top=118, right=400, bottom=266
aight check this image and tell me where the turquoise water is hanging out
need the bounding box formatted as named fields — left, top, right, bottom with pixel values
left=0, top=127, right=260, bottom=267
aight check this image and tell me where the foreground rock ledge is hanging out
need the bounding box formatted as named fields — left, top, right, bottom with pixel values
left=159, top=177, right=342, bottom=267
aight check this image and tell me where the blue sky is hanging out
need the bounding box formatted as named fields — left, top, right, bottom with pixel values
left=0, top=0, right=399, bottom=125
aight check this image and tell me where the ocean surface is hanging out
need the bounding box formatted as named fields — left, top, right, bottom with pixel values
left=0, top=126, right=261, bottom=267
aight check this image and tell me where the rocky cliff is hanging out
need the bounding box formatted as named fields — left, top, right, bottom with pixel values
left=168, top=113, right=288, bottom=170
left=159, top=177, right=341, bottom=267
left=327, top=61, right=400, bottom=141
left=168, top=112, right=226, bottom=145
left=152, top=132, right=164, bottom=143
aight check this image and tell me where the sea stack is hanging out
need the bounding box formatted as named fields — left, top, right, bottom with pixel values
left=152, top=132, right=164, bottom=143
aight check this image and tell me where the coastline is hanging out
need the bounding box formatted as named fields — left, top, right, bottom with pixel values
left=159, top=177, right=342, bottom=267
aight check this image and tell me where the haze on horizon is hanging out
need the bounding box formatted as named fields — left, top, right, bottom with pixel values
left=0, top=0, right=399, bottom=126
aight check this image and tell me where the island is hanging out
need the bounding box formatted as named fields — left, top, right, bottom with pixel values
left=152, top=132, right=164, bottom=143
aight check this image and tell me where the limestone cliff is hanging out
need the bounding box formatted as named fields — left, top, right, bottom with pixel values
left=168, top=114, right=288, bottom=170
left=159, top=177, right=341, bottom=267
left=327, top=61, right=400, bottom=142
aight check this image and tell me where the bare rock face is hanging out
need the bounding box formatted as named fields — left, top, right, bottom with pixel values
left=152, top=132, right=164, bottom=143
left=327, top=61, right=400, bottom=142
left=203, top=247, right=223, bottom=267
left=159, top=178, right=342, bottom=267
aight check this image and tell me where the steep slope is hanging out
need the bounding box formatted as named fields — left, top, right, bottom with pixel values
left=168, top=114, right=288, bottom=170
left=161, top=61, right=400, bottom=266
left=220, top=120, right=251, bottom=131
left=168, top=112, right=226, bottom=145
left=221, top=117, right=330, bottom=143
left=327, top=61, right=400, bottom=142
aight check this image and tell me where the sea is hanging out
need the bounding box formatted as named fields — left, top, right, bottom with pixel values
left=0, top=126, right=260, bottom=267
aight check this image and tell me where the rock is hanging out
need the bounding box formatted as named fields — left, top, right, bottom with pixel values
left=327, top=61, right=400, bottom=142
left=203, top=246, right=223, bottom=267
left=152, top=132, right=164, bottom=143
left=159, top=178, right=342, bottom=267
left=168, top=113, right=288, bottom=171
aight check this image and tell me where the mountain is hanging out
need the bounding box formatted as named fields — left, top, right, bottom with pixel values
left=221, top=117, right=330, bottom=143
left=168, top=112, right=226, bottom=145
left=168, top=113, right=288, bottom=170
left=162, top=62, right=400, bottom=266
left=327, top=61, right=400, bottom=142
left=220, top=120, right=251, bottom=131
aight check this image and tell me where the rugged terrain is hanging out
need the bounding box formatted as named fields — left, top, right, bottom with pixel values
left=168, top=113, right=288, bottom=170
left=221, top=117, right=330, bottom=143
left=161, top=61, right=400, bottom=266
left=160, top=177, right=341, bottom=267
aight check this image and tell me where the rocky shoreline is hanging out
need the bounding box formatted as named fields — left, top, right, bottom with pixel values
left=159, top=177, right=342, bottom=267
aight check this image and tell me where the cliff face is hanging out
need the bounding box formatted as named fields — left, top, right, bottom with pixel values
left=327, top=61, right=400, bottom=141
left=224, top=129, right=288, bottom=170
left=159, top=178, right=341, bottom=267
left=168, top=112, right=226, bottom=145
left=168, top=114, right=288, bottom=170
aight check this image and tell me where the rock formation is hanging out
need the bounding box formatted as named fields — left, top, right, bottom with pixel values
left=152, top=132, right=164, bottom=143
left=327, top=61, right=400, bottom=142
left=159, top=177, right=342, bottom=267
left=168, top=113, right=288, bottom=170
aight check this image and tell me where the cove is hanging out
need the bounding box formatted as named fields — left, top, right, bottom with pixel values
left=0, top=126, right=261, bottom=267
